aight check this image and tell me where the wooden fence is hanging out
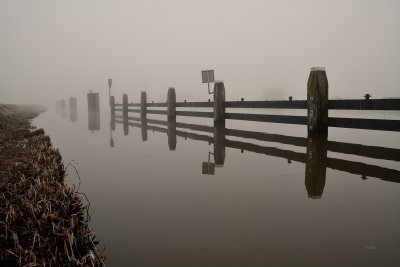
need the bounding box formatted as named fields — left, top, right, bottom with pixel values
left=110, top=68, right=400, bottom=133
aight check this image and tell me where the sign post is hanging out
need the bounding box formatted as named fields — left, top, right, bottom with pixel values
left=201, top=70, right=215, bottom=94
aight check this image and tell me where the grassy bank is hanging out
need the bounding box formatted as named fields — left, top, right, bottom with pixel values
left=0, top=105, right=104, bottom=266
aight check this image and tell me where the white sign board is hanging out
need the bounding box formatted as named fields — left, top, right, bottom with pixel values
left=201, top=70, right=215, bottom=83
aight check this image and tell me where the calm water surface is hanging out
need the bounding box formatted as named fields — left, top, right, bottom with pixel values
left=33, top=103, right=400, bottom=266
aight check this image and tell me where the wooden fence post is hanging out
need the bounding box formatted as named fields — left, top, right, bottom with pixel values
left=167, top=87, right=176, bottom=120
left=141, top=117, right=148, bottom=141
left=214, top=82, right=225, bottom=123
left=123, top=94, right=129, bottom=135
left=110, top=95, right=115, bottom=118
left=307, top=67, right=328, bottom=133
left=141, top=91, right=147, bottom=118
left=87, top=92, right=100, bottom=132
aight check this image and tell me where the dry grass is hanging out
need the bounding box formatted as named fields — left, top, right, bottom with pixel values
left=0, top=105, right=105, bottom=266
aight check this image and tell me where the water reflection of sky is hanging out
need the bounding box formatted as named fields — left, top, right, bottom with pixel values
left=33, top=105, right=400, bottom=267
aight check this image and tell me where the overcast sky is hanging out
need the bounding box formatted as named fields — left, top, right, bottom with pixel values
left=1, top=0, right=399, bottom=106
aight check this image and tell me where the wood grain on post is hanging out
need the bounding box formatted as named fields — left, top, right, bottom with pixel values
left=214, top=82, right=225, bottom=123
left=141, top=91, right=147, bottom=118
left=167, top=87, right=176, bottom=119
left=307, top=67, right=328, bottom=133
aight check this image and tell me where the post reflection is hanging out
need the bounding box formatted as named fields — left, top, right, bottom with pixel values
left=110, top=120, right=114, bottom=148
left=168, top=119, right=176, bottom=151
left=87, top=92, right=100, bottom=133
left=69, top=97, right=78, bottom=122
left=60, top=99, right=67, bottom=118
left=110, top=116, right=400, bottom=199
left=213, top=122, right=226, bottom=167
left=305, top=133, right=328, bottom=199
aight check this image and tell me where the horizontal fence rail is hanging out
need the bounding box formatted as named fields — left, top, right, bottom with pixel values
left=328, top=99, right=400, bottom=110
left=115, top=98, right=400, bottom=110
left=226, top=113, right=307, bottom=125
left=328, top=117, right=400, bottom=132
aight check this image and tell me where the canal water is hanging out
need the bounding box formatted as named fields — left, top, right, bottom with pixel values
left=33, top=102, right=400, bottom=266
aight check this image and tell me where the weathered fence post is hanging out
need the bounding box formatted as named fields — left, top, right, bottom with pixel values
left=167, top=87, right=176, bottom=120
left=307, top=67, right=328, bottom=134
left=214, top=82, right=225, bottom=123
left=141, top=117, right=148, bottom=141
left=110, top=95, right=115, bottom=131
left=87, top=92, right=100, bottom=132
left=122, top=94, right=129, bottom=135
left=141, top=91, right=147, bottom=118
left=122, top=94, right=128, bottom=117
left=305, top=134, right=328, bottom=199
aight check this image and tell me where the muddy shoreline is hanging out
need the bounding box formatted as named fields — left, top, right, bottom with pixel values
left=0, top=104, right=104, bottom=266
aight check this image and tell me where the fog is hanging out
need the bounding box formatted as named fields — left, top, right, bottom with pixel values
left=1, top=0, right=400, bottom=107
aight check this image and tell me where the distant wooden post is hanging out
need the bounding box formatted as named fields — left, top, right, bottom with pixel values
left=214, top=82, right=225, bottom=123
left=110, top=95, right=115, bottom=115
left=87, top=92, right=100, bottom=131
left=122, top=94, right=128, bottom=118
left=123, top=94, right=129, bottom=135
left=141, top=117, right=148, bottom=141
left=167, top=87, right=176, bottom=120
left=307, top=67, right=328, bottom=134
left=141, top=91, right=147, bottom=118
left=110, top=95, right=116, bottom=130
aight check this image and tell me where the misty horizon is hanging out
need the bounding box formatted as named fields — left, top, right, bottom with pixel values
left=1, top=1, right=400, bottom=106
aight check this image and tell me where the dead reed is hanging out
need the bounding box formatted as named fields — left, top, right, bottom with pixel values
left=0, top=105, right=105, bottom=266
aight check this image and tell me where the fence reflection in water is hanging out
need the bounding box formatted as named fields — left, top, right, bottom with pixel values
left=109, top=113, right=400, bottom=199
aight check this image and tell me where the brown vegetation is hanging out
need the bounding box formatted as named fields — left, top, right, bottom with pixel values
left=0, top=105, right=104, bottom=266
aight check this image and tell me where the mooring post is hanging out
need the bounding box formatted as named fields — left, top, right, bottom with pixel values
left=122, top=94, right=129, bottom=135
left=122, top=94, right=128, bottom=118
left=110, top=96, right=116, bottom=131
left=110, top=95, right=115, bottom=116
left=140, top=91, right=147, bottom=118
left=305, top=134, right=328, bottom=199
left=167, top=87, right=176, bottom=120
left=307, top=67, right=328, bottom=134
left=141, top=117, right=148, bottom=141
left=214, top=81, right=225, bottom=123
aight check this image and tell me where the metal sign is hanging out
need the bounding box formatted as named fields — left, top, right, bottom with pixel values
left=201, top=70, right=215, bottom=83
